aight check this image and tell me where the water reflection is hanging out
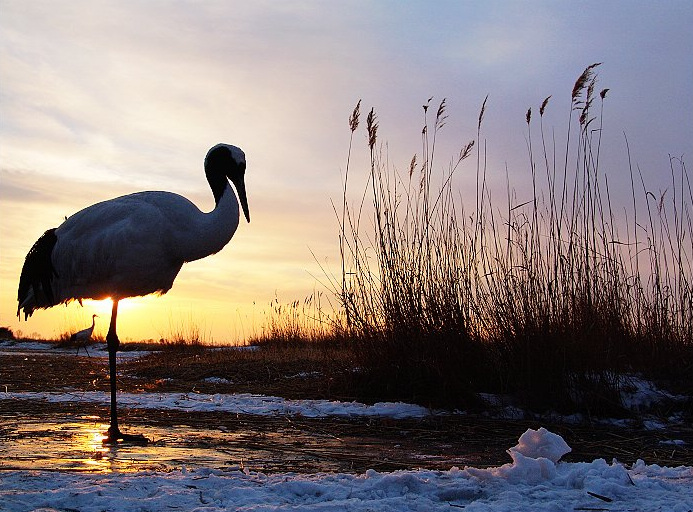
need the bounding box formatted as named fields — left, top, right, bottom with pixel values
left=74, top=416, right=113, bottom=471
left=1, top=413, right=330, bottom=473
left=0, top=415, right=176, bottom=473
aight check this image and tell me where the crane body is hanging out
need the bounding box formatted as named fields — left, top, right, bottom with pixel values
left=17, top=143, right=250, bottom=444
left=71, top=313, right=98, bottom=356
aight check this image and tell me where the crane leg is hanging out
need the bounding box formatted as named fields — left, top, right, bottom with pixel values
left=76, top=343, right=90, bottom=358
left=103, top=299, right=149, bottom=445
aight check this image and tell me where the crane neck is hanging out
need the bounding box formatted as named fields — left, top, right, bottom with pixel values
left=206, top=166, right=228, bottom=205
left=179, top=181, right=239, bottom=263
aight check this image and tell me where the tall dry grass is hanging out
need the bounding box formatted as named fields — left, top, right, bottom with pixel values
left=327, top=64, right=691, bottom=411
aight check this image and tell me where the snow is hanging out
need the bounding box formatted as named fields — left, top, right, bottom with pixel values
left=620, top=375, right=688, bottom=412
left=1, top=391, right=432, bottom=419
left=203, top=376, right=233, bottom=385
left=1, top=427, right=691, bottom=511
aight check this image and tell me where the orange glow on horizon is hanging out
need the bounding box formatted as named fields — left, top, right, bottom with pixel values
left=83, top=298, right=113, bottom=317
left=83, top=298, right=142, bottom=317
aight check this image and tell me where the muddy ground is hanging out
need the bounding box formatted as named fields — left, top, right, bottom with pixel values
left=1, top=345, right=692, bottom=473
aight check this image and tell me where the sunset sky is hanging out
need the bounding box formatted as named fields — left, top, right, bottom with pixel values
left=1, top=1, right=691, bottom=343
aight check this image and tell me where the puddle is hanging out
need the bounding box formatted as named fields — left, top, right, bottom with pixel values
left=1, top=415, right=223, bottom=472
left=0, top=413, right=370, bottom=473
left=2, top=407, right=450, bottom=474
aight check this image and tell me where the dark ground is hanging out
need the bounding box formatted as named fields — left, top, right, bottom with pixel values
left=1, top=343, right=692, bottom=473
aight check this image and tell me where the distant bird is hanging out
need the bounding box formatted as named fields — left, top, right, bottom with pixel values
left=17, top=143, right=250, bottom=444
left=71, top=313, right=98, bottom=357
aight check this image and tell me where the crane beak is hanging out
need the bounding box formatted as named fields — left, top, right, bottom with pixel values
left=234, top=177, right=250, bottom=223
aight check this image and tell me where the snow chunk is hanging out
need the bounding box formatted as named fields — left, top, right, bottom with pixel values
left=468, top=428, right=573, bottom=484
left=510, top=427, right=572, bottom=463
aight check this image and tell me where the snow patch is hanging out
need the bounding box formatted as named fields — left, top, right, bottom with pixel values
left=202, top=377, right=233, bottom=385
left=620, top=375, right=687, bottom=412
left=0, top=391, right=432, bottom=419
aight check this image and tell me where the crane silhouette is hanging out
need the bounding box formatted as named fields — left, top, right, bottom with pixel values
left=17, top=143, right=250, bottom=444
left=71, top=313, right=98, bottom=357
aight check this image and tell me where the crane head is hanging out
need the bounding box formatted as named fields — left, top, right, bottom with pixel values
left=205, top=144, right=251, bottom=223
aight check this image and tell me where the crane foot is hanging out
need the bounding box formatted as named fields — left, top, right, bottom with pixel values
left=103, top=428, right=150, bottom=446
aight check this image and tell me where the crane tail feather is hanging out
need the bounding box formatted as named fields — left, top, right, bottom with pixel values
left=17, top=228, right=59, bottom=319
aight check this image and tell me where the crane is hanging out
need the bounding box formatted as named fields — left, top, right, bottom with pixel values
left=17, top=143, right=250, bottom=444
left=71, top=313, right=98, bottom=356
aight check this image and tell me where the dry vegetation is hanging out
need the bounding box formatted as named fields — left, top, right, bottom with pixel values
left=254, top=65, right=692, bottom=415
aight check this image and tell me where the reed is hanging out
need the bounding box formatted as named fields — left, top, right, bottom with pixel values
left=327, top=65, right=691, bottom=411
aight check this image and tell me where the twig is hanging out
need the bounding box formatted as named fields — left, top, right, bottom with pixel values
left=586, top=491, right=613, bottom=502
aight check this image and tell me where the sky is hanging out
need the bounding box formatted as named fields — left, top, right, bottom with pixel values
left=1, top=0, right=691, bottom=343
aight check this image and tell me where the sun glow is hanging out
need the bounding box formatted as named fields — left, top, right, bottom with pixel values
left=59, top=297, right=159, bottom=341
left=83, top=298, right=114, bottom=317
left=83, top=298, right=142, bottom=317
